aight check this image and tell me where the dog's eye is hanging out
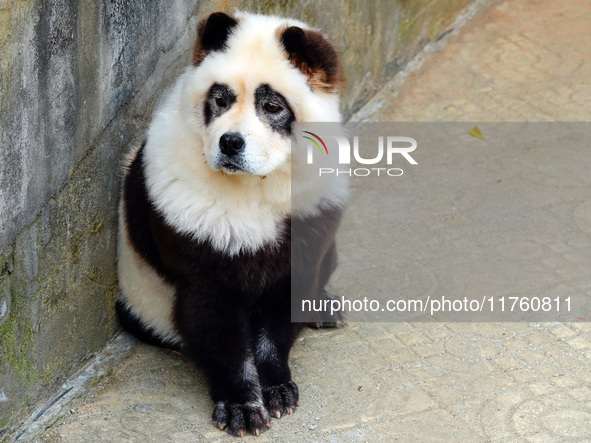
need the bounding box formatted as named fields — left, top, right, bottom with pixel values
left=263, top=102, right=280, bottom=113
left=215, top=97, right=228, bottom=108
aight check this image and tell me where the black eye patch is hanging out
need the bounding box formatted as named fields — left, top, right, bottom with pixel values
left=204, top=83, right=237, bottom=125
left=254, top=84, right=295, bottom=135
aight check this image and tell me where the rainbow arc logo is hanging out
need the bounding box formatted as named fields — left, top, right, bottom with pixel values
left=302, top=131, right=328, bottom=155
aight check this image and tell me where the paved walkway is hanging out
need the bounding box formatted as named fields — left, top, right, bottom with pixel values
left=362, top=0, right=591, bottom=122
left=38, top=0, right=591, bottom=441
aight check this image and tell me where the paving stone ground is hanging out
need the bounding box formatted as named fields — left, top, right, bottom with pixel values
left=37, top=0, right=591, bottom=441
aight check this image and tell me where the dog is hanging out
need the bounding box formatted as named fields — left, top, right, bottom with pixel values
left=116, top=11, right=347, bottom=436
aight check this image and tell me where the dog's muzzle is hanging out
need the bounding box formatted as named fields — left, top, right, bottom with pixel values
left=218, top=132, right=247, bottom=172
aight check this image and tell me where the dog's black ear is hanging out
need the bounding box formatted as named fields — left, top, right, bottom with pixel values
left=280, top=26, right=345, bottom=92
left=192, top=12, right=238, bottom=66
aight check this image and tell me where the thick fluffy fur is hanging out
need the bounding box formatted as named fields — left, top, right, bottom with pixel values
left=117, top=11, right=347, bottom=436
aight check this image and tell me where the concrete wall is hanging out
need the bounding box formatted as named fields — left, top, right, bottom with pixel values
left=0, top=0, right=472, bottom=433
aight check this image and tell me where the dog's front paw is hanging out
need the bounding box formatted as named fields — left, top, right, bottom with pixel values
left=212, top=400, right=271, bottom=437
left=263, top=380, right=299, bottom=418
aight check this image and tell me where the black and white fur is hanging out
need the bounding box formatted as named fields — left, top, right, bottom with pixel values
left=116, top=11, right=347, bottom=437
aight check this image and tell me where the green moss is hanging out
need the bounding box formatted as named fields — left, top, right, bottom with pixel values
left=90, top=215, right=105, bottom=235
left=41, top=361, right=60, bottom=385
left=0, top=244, right=40, bottom=393
left=0, top=249, right=13, bottom=332
left=68, top=231, right=84, bottom=264
left=0, top=316, right=40, bottom=389
left=396, top=0, right=469, bottom=48
left=428, top=17, right=444, bottom=40
left=0, top=254, right=9, bottom=276
left=0, top=249, right=12, bottom=290
left=0, top=315, right=15, bottom=352
left=42, top=285, right=65, bottom=311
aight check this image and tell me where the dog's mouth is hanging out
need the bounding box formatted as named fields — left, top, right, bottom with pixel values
left=220, top=160, right=246, bottom=174
left=222, top=162, right=239, bottom=172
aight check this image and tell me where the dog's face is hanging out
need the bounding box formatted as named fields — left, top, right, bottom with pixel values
left=187, top=12, right=345, bottom=177
left=201, top=80, right=295, bottom=176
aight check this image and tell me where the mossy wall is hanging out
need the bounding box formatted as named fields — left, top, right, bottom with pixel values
left=0, top=0, right=472, bottom=434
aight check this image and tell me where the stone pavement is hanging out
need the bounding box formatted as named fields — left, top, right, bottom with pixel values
left=36, top=0, right=591, bottom=441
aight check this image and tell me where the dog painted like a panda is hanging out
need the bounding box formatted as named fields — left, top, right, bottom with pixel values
left=116, top=11, right=347, bottom=436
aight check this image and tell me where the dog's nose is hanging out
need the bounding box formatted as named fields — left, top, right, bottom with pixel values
left=219, top=132, right=245, bottom=157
